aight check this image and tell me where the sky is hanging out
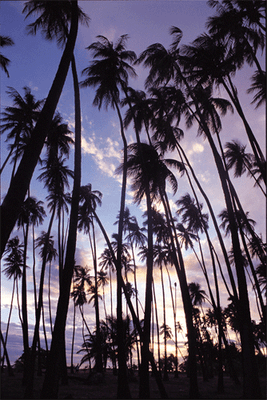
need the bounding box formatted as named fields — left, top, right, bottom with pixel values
left=0, top=0, right=265, bottom=368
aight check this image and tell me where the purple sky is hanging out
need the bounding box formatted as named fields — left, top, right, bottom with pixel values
left=1, top=1, right=265, bottom=367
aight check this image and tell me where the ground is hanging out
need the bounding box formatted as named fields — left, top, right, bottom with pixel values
left=1, top=369, right=266, bottom=399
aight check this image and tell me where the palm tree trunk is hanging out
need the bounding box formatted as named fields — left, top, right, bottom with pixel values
left=94, top=210, right=168, bottom=398
left=70, top=300, right=76, bottom=374
left=22, top=224, right=30, bottom=386
left=130, top=243, right=141, bottom=372
left=41, top=303, right=48, bottom=353
left=0, top=1, right=79, bottom=258
left=113, top=100, right=131, bottom=399
left=0, top=329, right=14, bottom=376
left=162, top=190, right=199, bottom=398
left=92, top=222, right=103, bottom=373
left=176, top=143, right=238, bottom=301
left=165, top=267, right=178, bottom=378
left=16, top=278, right=23, bottom=326
left=152, top=279, right=161, bottom=378
left=40, top=51, right=81, bottom=399
left=23, top=207, right=56, bottom=398
left=160, top=266, right=168, bottom=381
left=200, top=118, right=261, bottom=398
left=139, top=188, right=154, bottom=399
left=1, top=280, right=16, bottom=370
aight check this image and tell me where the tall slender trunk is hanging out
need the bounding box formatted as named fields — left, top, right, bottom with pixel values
left=23, top=207, right=56, bottom=398
left=180, top=70, right=261, bottom=396
left=165, top=267, right=178, bottom=378
left=15, top=278, right=23, bottom=328
left=93, top=210, right=168, bottom=398
left=199, top=116, right=261, bottom=398
left=160, top=265, right=168, bottom=381
left=176, top=143, right=238, bottom=301
left=139, top=188, right=154, bottom=399
left=1, top=280, right=16, bottom=370
left=70, top=300, right=76, bottom=374
left=130, top=243, right=141, bottom=372
left=22, top=223, right=30, bottom=385
left=162, top=190, right=199, bottom=398
left=40, top=52, right=81, bottom=399
left=48, top=260, right=53, bottom=334
left=0, top=329, right=14, bottom=376
left=152, top=280, right=161, bottom=377
left=41, top=303, right=48, bottom=353
left=92, top=222, right=102, bottom=373
left=113, top=100, right=131, bottom=399
left=0, top=1, right=79, bottom=258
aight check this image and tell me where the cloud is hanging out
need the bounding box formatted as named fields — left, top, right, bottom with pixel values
left=81, top=133, right=122, bottom=180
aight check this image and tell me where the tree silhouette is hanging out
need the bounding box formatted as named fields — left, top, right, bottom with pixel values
left=0, top=35, right=14, bottom=77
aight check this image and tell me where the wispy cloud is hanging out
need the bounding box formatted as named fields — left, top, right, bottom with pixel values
left=81, top=133, right=122, bottom=180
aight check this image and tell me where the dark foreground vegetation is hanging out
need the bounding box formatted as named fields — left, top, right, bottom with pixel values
left=1, top=368, right=266, bottom=399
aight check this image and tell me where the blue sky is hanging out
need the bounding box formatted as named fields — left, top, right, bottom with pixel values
left=1, top=0, right=265, bottom=367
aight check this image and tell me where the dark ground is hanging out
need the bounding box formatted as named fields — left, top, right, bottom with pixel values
left=1, top=369, right=266, bottom=399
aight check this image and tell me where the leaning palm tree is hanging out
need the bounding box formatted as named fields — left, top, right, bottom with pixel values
left=0, top=1, right=81, bottom=259
left=81, top=34, right=136, bottom=399
left=0, top=35, right=14, bottom=77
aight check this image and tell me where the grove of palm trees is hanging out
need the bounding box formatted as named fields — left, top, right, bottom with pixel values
left=0, top=1, right=266, bottom=399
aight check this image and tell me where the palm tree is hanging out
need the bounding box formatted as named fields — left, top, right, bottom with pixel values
left=81, top=34, right=136, bottom=399
left=122, top=87, right=153, bottom=144
left=0, top=0, right=79, bottom=259
left=0, top=35, right=14, bottom=77
left=142, top=34, right=263, bottom=369
left=188, top=282, right=207, bottom=310
left=35, top=233, right=58, bottom=333
left=99, top=247, right=116, bottom=321
left=78, top=184, right=103, bottom=373
left=219, top=208, right=266, bottom=325
left=70, top=265, right=92, bottom=373
left=180, top=44, right=262, bottom=398
left=157, top=247, right=170, bottom=382
left=118, top=141, right=186, bottom=396
left=181, top=32, right=266, bottom=185
left=207, top=0, right=266, bottom=108
left=24, top=156, right=72, bottom=396
left=2, top=237, right=23, bottom=371
left=42, top=112, right=74, bottom=287
left=16, top=196, right=45, bottom=383
left=224, top=140, right=266, bottom=196
left=0, top=86, right=44, bottom=177
left=98, top=269, right=109, bottom=321
left=123, top=211, right=147, bottom=371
